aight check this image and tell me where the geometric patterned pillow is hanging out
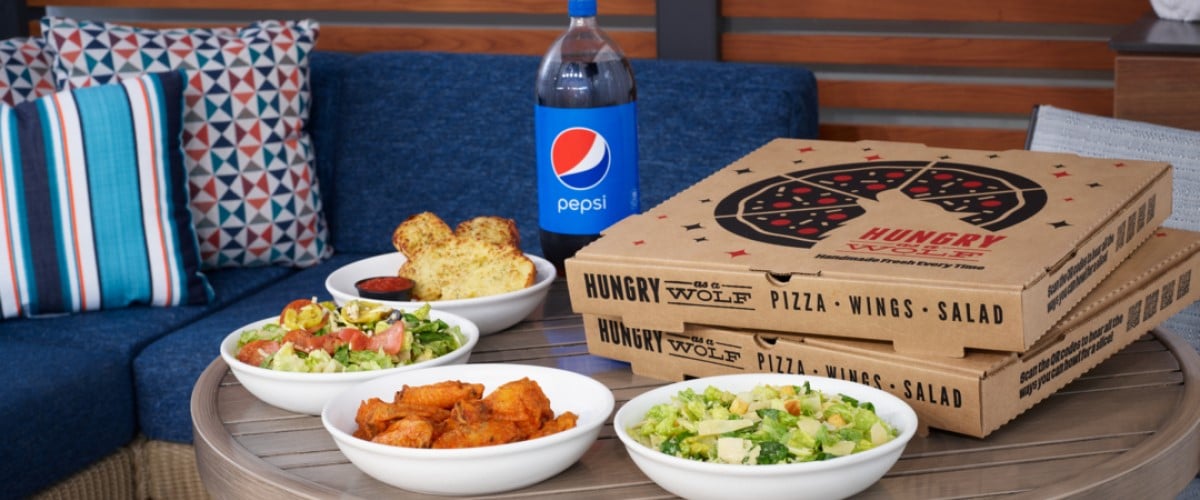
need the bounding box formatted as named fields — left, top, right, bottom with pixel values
left=0, top=37, right=56, bottom=107
left=0, top=70, right=213, bottom=318
left=41, top=17, right=331, bottom=269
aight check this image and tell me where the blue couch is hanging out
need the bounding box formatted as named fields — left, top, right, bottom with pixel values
left=1, top=50, right=817, bottom=498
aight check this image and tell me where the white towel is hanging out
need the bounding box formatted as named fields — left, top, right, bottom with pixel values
left=1152, top=0, right=1200, bottom=21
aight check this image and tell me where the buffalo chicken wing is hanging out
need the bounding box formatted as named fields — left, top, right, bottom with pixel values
left=352, top=377, right=577, bottom=449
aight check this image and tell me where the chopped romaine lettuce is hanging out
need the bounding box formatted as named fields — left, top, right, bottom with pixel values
left=629, top=383, right=899, bottom=465
left=235, top=300, right=462, bottom=373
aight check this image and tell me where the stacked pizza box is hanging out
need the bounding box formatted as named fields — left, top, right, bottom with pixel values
left=565, top=138, right=1199, bottom=437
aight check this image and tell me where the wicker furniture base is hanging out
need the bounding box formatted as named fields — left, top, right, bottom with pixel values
left=32, top=437, right=207, bottom=500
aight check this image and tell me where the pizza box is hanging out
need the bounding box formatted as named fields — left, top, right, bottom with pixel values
left=583, top=227, right=1200, bottom=438
left=566, top=139, right=1173, bottom=356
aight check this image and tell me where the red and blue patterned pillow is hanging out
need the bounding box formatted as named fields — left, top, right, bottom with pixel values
left=0, top=70, right=213, bottom=317
left=41, top=17, right=331, bottom=269
left=0, top=37, right=56, bottom=107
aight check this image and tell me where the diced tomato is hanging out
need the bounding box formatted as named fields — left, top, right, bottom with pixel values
left=367, top=322, right=406, bottom=355
left=335, top=327, right=372, bottom=351
left=321, top=334, right=344, bottom=354
left=236, top=339, right=280, bottom=367
left=282, top=329, right=323, bottom=353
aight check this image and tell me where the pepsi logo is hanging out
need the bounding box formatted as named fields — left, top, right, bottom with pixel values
left=551, top=127, right=611, bottom=190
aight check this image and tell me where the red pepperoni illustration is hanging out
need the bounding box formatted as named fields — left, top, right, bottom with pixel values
left=715, top=160, right=1047, bottom=248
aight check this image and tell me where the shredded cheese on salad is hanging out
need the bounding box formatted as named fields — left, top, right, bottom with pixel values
left=628, top=383, right=899, bottom=465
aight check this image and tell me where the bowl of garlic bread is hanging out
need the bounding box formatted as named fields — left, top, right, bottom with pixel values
left=326, top=212, right=555, bottom=335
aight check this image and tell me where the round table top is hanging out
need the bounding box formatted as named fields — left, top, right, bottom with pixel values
left=192, top=283, right=1200, bottom=499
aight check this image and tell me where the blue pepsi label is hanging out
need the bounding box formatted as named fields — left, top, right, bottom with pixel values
left=536, top=103, right=639, bottom=235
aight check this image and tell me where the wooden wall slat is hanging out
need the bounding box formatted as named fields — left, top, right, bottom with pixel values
left=819, top=124, right=1028, bottom=151
left=28, top=0, right=656, bottom=16
left=29, top=20, right=656, bottom=57
left=722, top=0, right=1148, bottom=25
left=27, top=0, right=1132, bottom=154
left=317, top=25, right=656, bottom=57
left=819, top=80, right=1113, bottom=116
left=723, top=34, right=1115, bottom=71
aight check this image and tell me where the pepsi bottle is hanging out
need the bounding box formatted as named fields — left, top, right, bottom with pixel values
left=535, top=0, right=639, bottom=272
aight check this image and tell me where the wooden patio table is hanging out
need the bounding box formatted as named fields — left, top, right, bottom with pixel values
left=193, top=279, right=1200, bottom=499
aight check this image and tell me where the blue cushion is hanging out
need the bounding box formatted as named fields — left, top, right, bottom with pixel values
left=0, top=265, right=295, bottom=360
left=0, top=70, right=212, bottom=318
left=631, top=57, right=819, bottom=200
left=322, top=52, right=539, bottom=256
left=134, top=253, right=364, bottom=443
left=309, top=51, right=353, bottom=244
left=320, top=51, right=818, bottom=257
left=0, top=339, right=133, bottom=499
left=0, top=263, right=293, bottom=496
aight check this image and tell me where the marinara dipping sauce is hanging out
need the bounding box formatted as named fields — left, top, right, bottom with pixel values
left=354, top=276, right=415, bottom=301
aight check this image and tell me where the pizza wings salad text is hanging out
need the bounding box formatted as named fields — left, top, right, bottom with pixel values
left=235, top=299, right=464, bottom=373
left=629, top=383, right=898, bottom=465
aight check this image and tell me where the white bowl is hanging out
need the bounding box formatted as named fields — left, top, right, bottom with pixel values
left=321, top=363, right=614, bottom=496
left=614, top=374, right=918, bottom=500
left=220, top=309, right=479, bottom=415
left=325, top=252, right=556, bottom=335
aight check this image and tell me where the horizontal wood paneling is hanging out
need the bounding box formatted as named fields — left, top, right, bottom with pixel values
left=317, top=25, right=655, bottom=56
left=818, top=80, right=1112, bottom=116
left=27, top=0, right=1145, bottom=153
left=819, top=123, right=1028, bottom=151
left=722, top=0, right=1149, bottom=25
left=723, top=34, right=1115, bottom=71
left=29, top=0, right=655, bottom=15
left=721, top=0, right=1145, bottom=148
left=30, top=20, right=656, bottom=57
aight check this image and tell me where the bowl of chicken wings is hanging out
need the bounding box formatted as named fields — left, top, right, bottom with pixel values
left=320, top=363, right=615, bottom=495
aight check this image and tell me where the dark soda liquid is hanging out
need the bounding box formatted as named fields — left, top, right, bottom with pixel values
left=539, top=230, right=600, bottom=275
left=536, top=58, right=636, bottom=271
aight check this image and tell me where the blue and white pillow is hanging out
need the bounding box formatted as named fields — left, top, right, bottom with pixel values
left=42, top=17, right=331, bottom=269
left=0, top=37, right=56, bottom=107
left=0, top=70, right=212, bottom=318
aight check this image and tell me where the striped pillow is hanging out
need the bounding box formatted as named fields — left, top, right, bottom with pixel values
left=0, top=70, right=212, bottom=318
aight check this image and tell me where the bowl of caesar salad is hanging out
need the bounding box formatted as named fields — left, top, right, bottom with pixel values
left=614, top=373, right=917, bottom=500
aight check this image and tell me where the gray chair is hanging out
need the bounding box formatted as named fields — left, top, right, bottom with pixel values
left=1026, top=104, right=1200, bottom=347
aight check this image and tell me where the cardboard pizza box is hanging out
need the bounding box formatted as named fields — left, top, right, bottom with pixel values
left=566, top=139, right=1173, bottom=356
left=583, top=227, right=1200, bottom=438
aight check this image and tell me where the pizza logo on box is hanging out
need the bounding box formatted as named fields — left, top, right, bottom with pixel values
left=714, top=160, right=1048, bottom=248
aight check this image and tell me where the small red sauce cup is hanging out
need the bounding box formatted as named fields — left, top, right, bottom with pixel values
left=354, top=276, right=415, bottom=301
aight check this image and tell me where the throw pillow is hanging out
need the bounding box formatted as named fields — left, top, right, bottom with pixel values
left=0, top=37, right=56, bottom=107
left=40, top=17, right=331, bottom=269
left=0, top=70, right=213, bottom=318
